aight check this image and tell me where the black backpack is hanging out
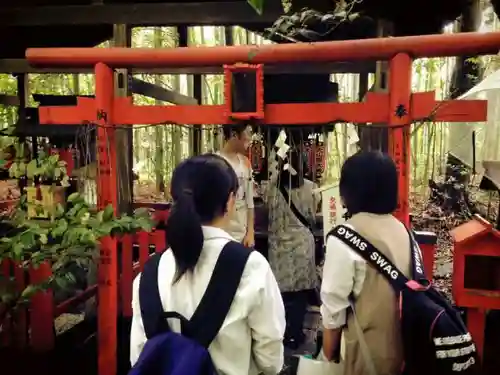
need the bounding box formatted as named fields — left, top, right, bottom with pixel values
left=130, top=241, right=251, bottom=375
left=330, top=224, right=480, bottom=375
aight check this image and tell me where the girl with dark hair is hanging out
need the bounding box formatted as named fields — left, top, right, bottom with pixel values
left=130, top=154, right=285, bottom=375
left=265, top=150, right=318, bottom=350
left=320, top=151, right=411, bottom=375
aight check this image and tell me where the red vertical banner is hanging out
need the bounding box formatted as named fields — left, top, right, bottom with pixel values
left=95, top=63, right=118, bottom=375
left=388, top=53, right=412, bottom=227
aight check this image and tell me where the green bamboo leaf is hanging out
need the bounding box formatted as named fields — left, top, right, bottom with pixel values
left=13, top=243, right=24, bottom=259
left=247, top=0, right=264, bottom=14
left=21, top=284, right=40, bottom=299
left=39, top=233, right=48, bottom=245
left=20, top=231, right=35, bottom=248
left=55, top=203, right=65, bottom=218
left=26, top=160, right=38, bottom=179
left=52, top=219, right=68, bottom=238
left=103, top=204, right=115, bottom=222
left=67, top=203, right=83, bottom=218
left=67, top=192, right=80, bottom=203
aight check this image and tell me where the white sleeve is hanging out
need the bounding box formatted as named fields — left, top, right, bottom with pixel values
left=247, top=257, right=286, bottom=375
left=130, top=274, right=147, bottom=366
left=320, top=235, right=361, bottom=329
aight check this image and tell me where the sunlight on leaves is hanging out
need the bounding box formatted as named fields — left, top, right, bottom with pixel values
left=247, top=0, right=264, bottom=15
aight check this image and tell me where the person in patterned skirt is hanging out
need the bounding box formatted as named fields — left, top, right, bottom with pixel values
left=265, top=150, right=318, bottom=349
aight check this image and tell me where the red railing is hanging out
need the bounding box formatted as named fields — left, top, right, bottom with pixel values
left=0, top=229, right=167, bottom=351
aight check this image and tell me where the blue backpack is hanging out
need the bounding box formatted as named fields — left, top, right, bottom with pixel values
left=128, top=241, right=251, bottom=375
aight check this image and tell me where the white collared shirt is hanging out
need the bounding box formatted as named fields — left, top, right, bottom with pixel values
left=130, top=226, right=285, bottom=375
left=320, top=224, right=366, bottom=329
left=320, top=217, right=413, bottom=329
left=217, top=152, right=255, bottom=242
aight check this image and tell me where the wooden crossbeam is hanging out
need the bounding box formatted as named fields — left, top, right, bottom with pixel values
left=36, top=91, right=487, bottom=127
left=0, top=58, right=375, bottom=75
left=37, top=93, right=390, bottom=126
left=0, top=95, right=19, bottom=106
left=130, top=78, right=198, bottom=105
left=411, top=92, right=487, bottom=122
left=0, top=2, right=280, bottom=27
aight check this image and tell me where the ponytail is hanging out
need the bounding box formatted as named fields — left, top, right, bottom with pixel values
left=166, top=189, right=204, bottom=283
left=166, top=154, right=239, bottom=283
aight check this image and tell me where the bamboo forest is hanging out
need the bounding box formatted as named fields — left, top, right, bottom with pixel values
left=2, top=23, right=500, bottom=202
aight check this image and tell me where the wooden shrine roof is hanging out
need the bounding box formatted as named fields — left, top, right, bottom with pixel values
left=0, top=0, right=281, bottom=59
left=0, top=0, right=380, bottom=75
left=0, top=0, right=495, bottom=61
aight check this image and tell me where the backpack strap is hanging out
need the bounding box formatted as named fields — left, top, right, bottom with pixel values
left=405, top=227, right=428, bottom=282
left=188, top=241, right=251, bottom=348
left=348, top=297, right=378, bottom=375
left=139, top=252, right=171, bottom=339
left=139, top=241, right=250, bottom=345
left=278, top=183, right=314, bottom=235
left=329, top=224, right=409, bottom=292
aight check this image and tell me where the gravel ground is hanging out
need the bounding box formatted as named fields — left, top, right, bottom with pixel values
left=280, top=308, right=321, bottom=375
left=54, top=313, right=85, bottom=335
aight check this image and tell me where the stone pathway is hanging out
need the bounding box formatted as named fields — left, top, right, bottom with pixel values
left=281, top=308, right=321, bottom=375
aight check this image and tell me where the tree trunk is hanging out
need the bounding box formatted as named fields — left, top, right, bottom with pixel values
left=153, top=28, right=165, bottom=193
left=446, top=0, right=484, bottom=182
left=358, top=20, right=392, bottom=152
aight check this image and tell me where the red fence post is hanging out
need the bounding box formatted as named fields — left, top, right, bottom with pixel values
left=388, top=53, right=412, bottom=227
left=13, top=263, right=27, bottom=347
left=467, top=308, right=486, bottom=361
left=0, top=259, right=12, bottom=345
left=29, top=262, right=54, bottom=350
left=95, top=62, right=119, bottom=375
left=120, top=235, right=133, bottom=318
left=153, top=230, right=166, bottom=253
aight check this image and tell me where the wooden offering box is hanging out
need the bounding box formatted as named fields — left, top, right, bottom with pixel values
left=451, top=215, right=500, bottom=359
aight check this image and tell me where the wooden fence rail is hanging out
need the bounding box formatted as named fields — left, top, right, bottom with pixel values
left=0, top=229, right=167, bottom=351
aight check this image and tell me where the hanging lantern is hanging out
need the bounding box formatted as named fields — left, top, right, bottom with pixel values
left=301, top=138, right=326, bottom=181
left=248, top=140, right=264, bottom=173
left=315, top=141, right=326, bottom=179
left=302, top=141, right=313, bottom=176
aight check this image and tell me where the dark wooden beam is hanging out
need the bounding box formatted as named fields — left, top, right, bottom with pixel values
left=0, top=59, right=376, bottom=75
left=130, top=77, right=198, bottom=105
left=192, top=74, right=202, bottom=155
left=0, top=95, right=19, bottom=106
left=113, top=24, right=133, bottom=215
left=29, top=86, right=196, bottom=106
left=0, top=2, right=280, bottom=27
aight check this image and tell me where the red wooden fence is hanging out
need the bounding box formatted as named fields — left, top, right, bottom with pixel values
left=0, top=229, right=167, bottom=351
